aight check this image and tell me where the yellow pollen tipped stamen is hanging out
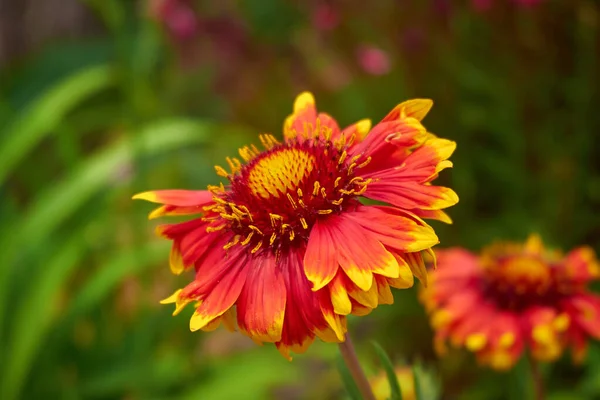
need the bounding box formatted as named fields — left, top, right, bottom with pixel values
left=331, top=198, right=344, bottom=206
left=226, top=157, right=241, bottom=174
left=356, top=156, right=371, bottom=169
left=338, top=150, right=347, bottom=165
left=323, top=127, right=332, bottom=141
left=347, top=133, right=356, bottom=147
left=286, top=193, right=297, bottom=209
left=220, top=213, right=239, bottom=221
left=214, top=165, right=229, bottom=177
left=248, top=225, right=263, bottom=235
left=212, top=196, right=227, bottom=205
left=297, top=188, right=303, bottom=197
left=320, top=187, right=327, bottom=198
left=229, top=204, right=247, bottom=217
left=289, top=230, right=295, bottom=241
left=334, top=177, right=342, bottom=188
left=347, top=163, right=357, bottom=175
left=300, top=218, right=308, bottom=229
left=241, top=231, right=254, bottom=246
left=312, top=181, right=321, bottom=196
left=208, top=184, right=225, bottom=194
left=269, top=213, right=283, bottom=227
left=317, top=209, right=333, bottom=215
left=281, top=223, right=291, bottom=233
left=251, top=241, right=262, bottom=253
left=339, top=189, right=355, bottom=195
left=206, top=224, right=227, bottom=233
left=259, top=134, right=280, bottom=149
left=223, top=241, right=237, bottom=250
left=238, top=145, right=259, bottom=162
left=298, top=199, right=307, bottom=209
left=269, top=233, right=277, bottom=245
left=355, top=185, right=368, bottom=195
left=238, top=205, right=253, bottom=222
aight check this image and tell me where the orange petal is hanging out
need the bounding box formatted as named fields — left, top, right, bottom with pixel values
left=304, top=219, right=340, bottom=291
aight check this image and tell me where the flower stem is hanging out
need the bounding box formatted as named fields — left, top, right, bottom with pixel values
left=528, top=355, right=545, bottom=400
left=338, top=333, right=376, bottom=400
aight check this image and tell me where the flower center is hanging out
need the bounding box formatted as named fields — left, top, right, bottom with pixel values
left=247, top=148, right=316, bottom=199
left=205, top=134, right=372, bottom=255
left=482, top=254, right=555, bottom=310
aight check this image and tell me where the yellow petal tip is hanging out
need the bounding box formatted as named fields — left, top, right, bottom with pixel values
left=293, top=91, right=315, bottom=113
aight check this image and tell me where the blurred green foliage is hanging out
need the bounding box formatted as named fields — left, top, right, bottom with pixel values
left=1, top=0, right=600, bottom=399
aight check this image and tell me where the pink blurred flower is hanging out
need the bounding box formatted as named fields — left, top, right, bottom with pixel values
left=150, top=0, right=199, bottom=41
left=356, top=45, right=391, bottom=76
left=514, top=0, right=542, bottom=6
left=312, top=3, right=340, bottom=31
left=472, top=0, right=493, bottom=12
left=471, top=0, right=543, bottom=11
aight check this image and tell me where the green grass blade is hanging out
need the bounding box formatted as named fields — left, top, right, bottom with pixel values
left=336, top=355, right=363, bottom=400
left=62, top=240, right=169, bottom=323
left=0, top=119, right=220, bottom=375
left=0, top=235, right=87, bottom=400
left=0, top=65, right=114, bottom=183
left=371, top=341, right=401, bottom=400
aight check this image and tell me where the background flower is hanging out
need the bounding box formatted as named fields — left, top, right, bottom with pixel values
left=421, top=235, right=600, bottom=370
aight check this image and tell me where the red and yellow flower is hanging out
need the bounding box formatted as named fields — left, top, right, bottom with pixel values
left=134, top=92, right=457, bottom=358
left=421, top=234, right=600, bottom=370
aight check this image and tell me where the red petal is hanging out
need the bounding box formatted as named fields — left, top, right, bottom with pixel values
left=189, top=250, right=250, bottom=331
left=345, top=205, right=439, bottom=253
left=277, top=246, right=330, bottom=359
left=364, top=181, right=458, bottom=211
left=324, top=214, right=402, bottom=291
left=237, top=253, right=287, bottom=342
left=133, top=189, right=213, bottom=206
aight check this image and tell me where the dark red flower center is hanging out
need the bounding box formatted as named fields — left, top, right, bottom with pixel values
left=204, top=135, right=371, bottom=255
left=481, top=254, right=562, bottom=311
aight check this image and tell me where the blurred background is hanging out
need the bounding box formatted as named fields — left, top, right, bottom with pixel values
left=1, top=0, right=600, bottom=399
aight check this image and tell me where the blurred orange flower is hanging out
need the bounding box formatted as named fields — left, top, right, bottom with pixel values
left=421, top=234, right=600, bottom=370
left=134, top=92, right=457, bottom=359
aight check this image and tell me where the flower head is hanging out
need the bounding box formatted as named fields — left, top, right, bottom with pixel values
left=421, top=234, right=600, bottom=370
left=134, top=92, right=457, bottom=358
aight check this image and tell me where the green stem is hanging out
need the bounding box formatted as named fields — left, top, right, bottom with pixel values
left=338, top=333, right=376, bottom=400
left=528, top=355, right=545, bottom=400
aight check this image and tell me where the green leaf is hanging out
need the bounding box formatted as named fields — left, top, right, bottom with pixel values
left=371, top=341, right=402, bottom=400
left=0, top=235, right=88, bottom=400
left=336, top=355, right=363, bottom=400
left=0, top=119, right=216, bottom=330
left=0, top=65, right=114, bottom=183
left=62, top=240, right=169, bottom=323
left=179, top=349, right=299, bottom=400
